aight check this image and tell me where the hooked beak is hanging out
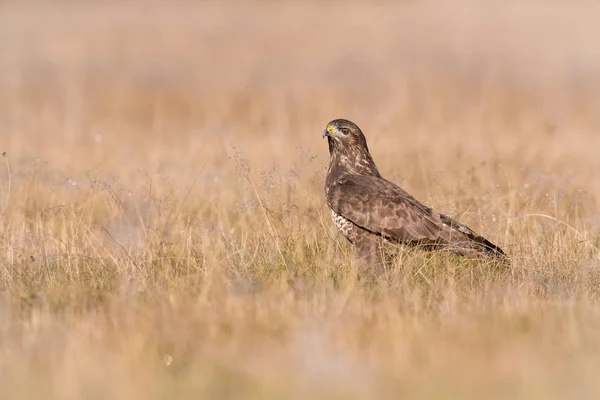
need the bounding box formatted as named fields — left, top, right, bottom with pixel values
left=323, top=124, right=335, bottom=138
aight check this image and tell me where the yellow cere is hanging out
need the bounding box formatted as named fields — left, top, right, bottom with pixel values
left=327, top=125, right=334, bottom=133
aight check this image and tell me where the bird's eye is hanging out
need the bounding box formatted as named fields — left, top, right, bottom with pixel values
left=339, top=128, right=350, bottom=135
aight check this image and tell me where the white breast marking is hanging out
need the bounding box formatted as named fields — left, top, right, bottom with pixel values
left=329, top=207, right=356, bottom=242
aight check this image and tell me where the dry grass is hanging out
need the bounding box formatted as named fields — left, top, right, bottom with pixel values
left=2, top=2, right=600, bottom=399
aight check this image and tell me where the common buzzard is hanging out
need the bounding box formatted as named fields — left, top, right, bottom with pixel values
left=323, top=118, right=507, bottom=267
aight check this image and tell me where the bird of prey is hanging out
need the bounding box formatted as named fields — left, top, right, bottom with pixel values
left=322, top=118, right=507, bottom=267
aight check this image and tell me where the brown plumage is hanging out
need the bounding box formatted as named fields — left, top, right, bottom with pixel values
left=322, top=118, right=507, bottom=267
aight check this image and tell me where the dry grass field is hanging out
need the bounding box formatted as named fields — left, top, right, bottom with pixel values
left=2, top=2, right=600, bottom=398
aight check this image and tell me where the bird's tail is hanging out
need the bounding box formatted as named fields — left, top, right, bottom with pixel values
left=440, top=214, right=509, bottom=263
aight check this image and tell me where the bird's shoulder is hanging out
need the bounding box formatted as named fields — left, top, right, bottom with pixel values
left=327, top=174, right=433, bottom=216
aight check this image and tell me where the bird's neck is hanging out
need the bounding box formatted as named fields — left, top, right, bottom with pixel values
left=327, top=147, right=382, bottom=183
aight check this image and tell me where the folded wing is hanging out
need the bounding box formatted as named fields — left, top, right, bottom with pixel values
left=327, top=174, right=442, bottom=244
left=327, top=174, right=505, bottom=258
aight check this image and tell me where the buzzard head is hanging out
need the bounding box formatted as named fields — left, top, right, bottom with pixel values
left=323, top=118, right=381, bottom=178
left=322, top=119, right=366, bottom=147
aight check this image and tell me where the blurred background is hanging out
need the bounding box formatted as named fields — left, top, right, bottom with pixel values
left=2, top=1, right=600, bottom=172
left=2, top=2, right=600, bottom=399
